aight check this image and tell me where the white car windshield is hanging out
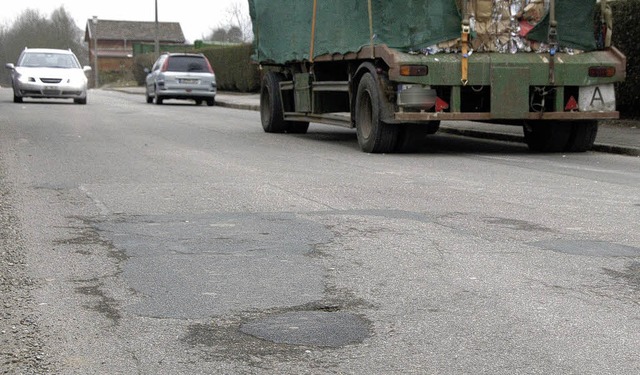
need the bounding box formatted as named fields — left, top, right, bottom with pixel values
left=19, top=53, right=80, bottom=69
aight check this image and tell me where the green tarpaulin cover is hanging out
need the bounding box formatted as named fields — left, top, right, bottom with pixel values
left=528, top=1, right=597, bottom=51
left=248, top=0, right=598, bottom=64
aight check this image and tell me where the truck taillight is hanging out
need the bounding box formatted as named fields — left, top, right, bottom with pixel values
left=589, top=66, right=615, bottom=78
left=400, top=65, right=428, bottom=76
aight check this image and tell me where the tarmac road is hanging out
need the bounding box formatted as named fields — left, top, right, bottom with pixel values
left=0, top=88, right=639, bottom=374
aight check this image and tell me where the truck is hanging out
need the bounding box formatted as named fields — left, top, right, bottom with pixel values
left=248, top=0, right=626, bottom=153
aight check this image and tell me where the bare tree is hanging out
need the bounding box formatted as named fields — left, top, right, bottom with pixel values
left=51, top=7, right=87, bottom=64
left=0, top=6, right=86, bottom=85
left=208, top=28, right=228, bottom=43
left=227, top=26, right=243, bottom=43
left=205, top=1, right=252, bottom=43
left=225, top=1, right=252, bottom=42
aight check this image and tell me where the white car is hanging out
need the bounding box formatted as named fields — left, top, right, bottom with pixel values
left=5, top=48, right=91, bottom=104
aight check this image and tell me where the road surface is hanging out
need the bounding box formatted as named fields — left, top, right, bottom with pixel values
left=1, top=89, right=639, bottom=374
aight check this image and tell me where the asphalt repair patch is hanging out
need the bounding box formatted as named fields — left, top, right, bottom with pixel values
left=531, top=239, right=640, bottom=257
left=95, top=212, right=331, bottom=319
left=239, top=311, right=370, bottom=348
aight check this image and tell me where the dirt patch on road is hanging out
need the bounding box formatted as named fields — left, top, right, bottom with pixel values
left=0, top=168, right=52, bottom=373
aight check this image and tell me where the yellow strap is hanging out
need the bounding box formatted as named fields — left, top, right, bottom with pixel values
left=461, top=24, right=470, bottom=86
left=368, top=0, right=375, bottom=58
left=602, top=0, right=613, bottom=47
left=309, top=0, right=318, bottom=63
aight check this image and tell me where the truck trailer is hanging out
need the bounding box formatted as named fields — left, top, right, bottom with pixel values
left=248, top=0, right=626, bottom=153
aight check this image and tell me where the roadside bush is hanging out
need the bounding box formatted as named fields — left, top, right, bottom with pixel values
left=99, top=71, right=135, bottom=86
left=611, top=0, right=640, bottom=119
left=132, top=53, right=157, bottom=86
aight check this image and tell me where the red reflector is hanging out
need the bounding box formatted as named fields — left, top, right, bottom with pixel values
left=589, top=66, right=615, bottom=78
left=436, top=97, right=449, bottom=112
left=400, top=65, right=428, bottom=76
left=565, top=96, right=578, bottom=111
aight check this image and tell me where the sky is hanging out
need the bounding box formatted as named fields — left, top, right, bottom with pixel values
left=1, top=0, right=248, bottom=43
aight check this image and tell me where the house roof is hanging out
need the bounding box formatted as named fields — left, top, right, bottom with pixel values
left=85, top=19, right=185, bottom=43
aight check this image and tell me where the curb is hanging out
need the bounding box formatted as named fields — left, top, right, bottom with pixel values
left=105, top=87, right=260, bottom=112
left=592, top=143, right=640, bottom=157
left=216, top=102, right=260, bottom=112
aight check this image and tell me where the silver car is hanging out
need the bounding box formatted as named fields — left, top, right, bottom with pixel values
left=145, top=53, right=217, bottom=106
left=5, top=48, right=91, bottom=104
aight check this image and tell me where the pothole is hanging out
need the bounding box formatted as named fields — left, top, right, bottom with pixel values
left=239, top=311, right=370, bottom=348
left=531, top=240, right=640, bottom=257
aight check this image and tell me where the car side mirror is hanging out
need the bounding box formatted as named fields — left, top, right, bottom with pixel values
left=83, top=66, right=92, bottom=72
left=144, top=68, right=151, bottom=74
left=5, top=63, right=15, bottom=70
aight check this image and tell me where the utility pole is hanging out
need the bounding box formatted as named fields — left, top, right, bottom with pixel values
left=154, top=0, right=160, bottom=58
left=92, top=16, right=99, bottom=88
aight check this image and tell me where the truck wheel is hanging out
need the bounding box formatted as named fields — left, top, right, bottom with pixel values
left=286, top=122, right=309, bottom=134
left=565, top=121, right=598, bottom=152
left=394, top=121, right=440, bottom=153
left=395, top=124, right=426, bottom=153
left=523, top=121, right=572, bottom=152
left=355, top=73, right=397, bottom=153
left=260, top=71, right=287, bottom=133
left=424, top=121, right=441, bottom=135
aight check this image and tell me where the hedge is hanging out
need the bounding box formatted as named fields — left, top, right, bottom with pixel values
left=199, top=44, right=260, bottom=92
left=610, top=0, right=640, bottom=119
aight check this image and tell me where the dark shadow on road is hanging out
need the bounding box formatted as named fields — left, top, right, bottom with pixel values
left=295, top=125, right=529, bottom=155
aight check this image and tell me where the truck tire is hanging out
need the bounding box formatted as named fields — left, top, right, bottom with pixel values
left=260, top=71, right=288, bottom=133
left=260, top=71, right=309, bottom=134
left=523, top=121, right=572, bottom=152
left=424, top=121, right=441, bottom=135
left=565, top=121, right=598, bottom=152
left=394, top=121, right=440, bottom=153
left=286, top=122, right=310, bottom=134
left=355, top=73, right=397, bottom=153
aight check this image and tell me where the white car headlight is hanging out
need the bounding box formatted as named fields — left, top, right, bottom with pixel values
left=67, top=75, right=88, bottom=86
left=17, top=74, right=35, bottom=83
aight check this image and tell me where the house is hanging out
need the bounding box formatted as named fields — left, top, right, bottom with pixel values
left=84, top=19, right=186, bottom=86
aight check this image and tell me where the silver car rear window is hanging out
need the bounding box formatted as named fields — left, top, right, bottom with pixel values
left=166, top=56, right=207, bottom=72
